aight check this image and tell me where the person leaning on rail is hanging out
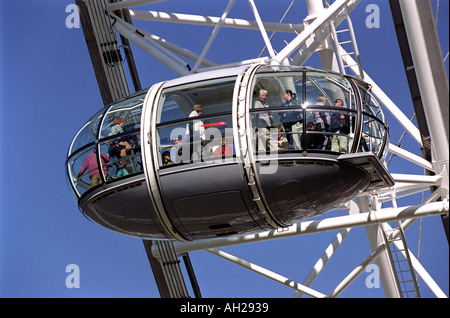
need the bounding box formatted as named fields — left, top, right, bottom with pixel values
left=329, top=98, right=350, bottom=153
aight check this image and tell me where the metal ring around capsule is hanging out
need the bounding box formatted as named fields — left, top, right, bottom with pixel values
left=142, top=81, right=189, bottom=242
left=237, top=64, right=288, bottom=229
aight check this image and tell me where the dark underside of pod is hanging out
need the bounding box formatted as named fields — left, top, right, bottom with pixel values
left=77, top=153, right=391, bottom=241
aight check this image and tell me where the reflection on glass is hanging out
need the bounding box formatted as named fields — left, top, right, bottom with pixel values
left=358, top=84, right=385, bottom=122
left=305, top=72, right=354, bottom=110
left=362, top=115, right=385, bottom=155
left=100, top=92, right=144, bottom=138
left=69, top=108, right=105, bottom=156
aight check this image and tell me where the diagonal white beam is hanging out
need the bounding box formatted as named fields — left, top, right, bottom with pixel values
left=293, top=200, right=360, bottom=298
left=248, top=0, right=276, bottom=58
left=192, top=0, right=236, bottom=73
left=391, top=173, right=442, bottom=185
left=207, top=248, right=327, bottom=298
left=135, top=29, right=217, bottom=67
left=106, top=0, right=166, bottom=12
left=129, top=9, right=303, bottom=33
left=110, top=14, right=189, bottom=76
left=327, top=241, right=387, bottom=297
left=388, top=143, right=434, bottom=172
left=340, top=49, right=423, bottom=146
left=293, top=228, right=351, bottom=298
left=273, top=0, right=358, bottom=65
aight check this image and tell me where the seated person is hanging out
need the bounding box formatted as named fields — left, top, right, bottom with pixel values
left=214, top=138, right=232, bottom=157
left=116, top=160, right=130, bottom=177
left=162, top=151, right=174, bottom=166
left=274, top=125, right=289, bottom=151
left=305, top=121, right=323, bottom=150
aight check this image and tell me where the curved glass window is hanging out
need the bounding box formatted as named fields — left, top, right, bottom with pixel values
left=156, top=77, right=236, bottom=167
left=250, top=66, right=387, bottom=158
left=357, top=83, right=388, bottom=159
left=305, top=72, right=355, bottom=110
left=68, top=108, right=105, bottom=156
left=67, top=145, right=108, bottom=197
left=66, top=91, right=146, bottom=198
left=100, top=93, right=143, bottom=138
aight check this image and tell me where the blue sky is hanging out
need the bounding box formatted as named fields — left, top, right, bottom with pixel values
left=1, top=0, right=448, bottom=298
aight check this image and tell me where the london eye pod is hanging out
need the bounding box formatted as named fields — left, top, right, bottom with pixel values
left=66, top=64, right=394, bottom=241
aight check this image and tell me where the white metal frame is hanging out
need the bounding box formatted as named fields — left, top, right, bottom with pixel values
left=99, top=0, right=449, bottom=297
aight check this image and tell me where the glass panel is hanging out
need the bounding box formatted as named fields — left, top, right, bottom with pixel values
left=157, top=113, right=234, bottom=167
left=99, top=92, right=145, bottom=139
left=249, top=107, right=357, bottom=155
left=68, top=107, right=105, bottom=155
left=305, top=72, right=355, bottom=110
left=358, top=85, right=385, bottom=122
left=361, top=115, right=386, bottom=156
left=252, top=73, right=303, bottom=108
left=250, top=108, right=302, bottom=152
left=157, top=77, right=236, bottom=124
left=156, top=77, right=236, bottom=167
left=357, top=83, right=387, bottom=157
left=68, top=145, right=109, bottom=196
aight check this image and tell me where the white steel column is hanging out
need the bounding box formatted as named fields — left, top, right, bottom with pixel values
left=248, top=0, right=276, bottom=59
left=399, top=0, right=449, bottom=197
left=382, top=221, right=448, bottom=298
left=359, top=195, right=402, bottom=298
left=305, top=0, right=339, bottom=71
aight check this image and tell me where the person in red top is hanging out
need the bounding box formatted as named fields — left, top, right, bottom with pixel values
left=77, top=150, right=110, bottom=187
left=214, top=138, right=232, bottom=157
